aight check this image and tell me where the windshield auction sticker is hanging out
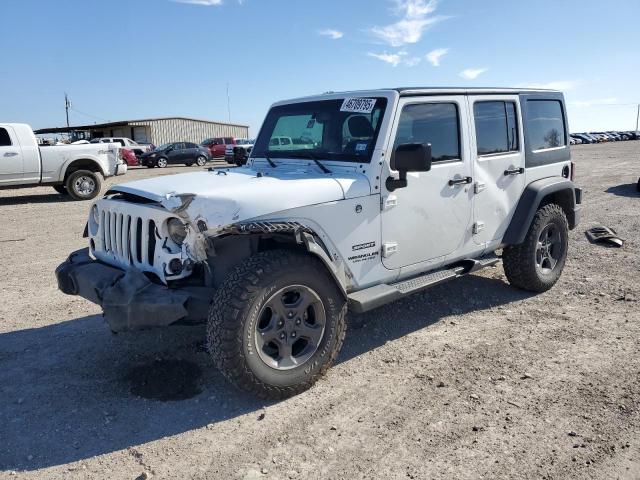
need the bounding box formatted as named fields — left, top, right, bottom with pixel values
left=340, top=98, right=377, bottom=114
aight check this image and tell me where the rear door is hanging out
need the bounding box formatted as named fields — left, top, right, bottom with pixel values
left=0, top=126, right=24, bottom=185
left=469, top=95, right=525, bottom=245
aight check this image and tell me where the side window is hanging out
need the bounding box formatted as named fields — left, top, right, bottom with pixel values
left=394, top=103, right=460, bottom=162
left=186, top=142, right=197, bottom=149
left=0, top=128, right=12, bottom=146
left=526, top=100, right=566, bottom=150
left=474, top=101, right=519, bottom=155
left=213, top=138, right=223, bottom=145
left=224, top=138, right=234, bottom=144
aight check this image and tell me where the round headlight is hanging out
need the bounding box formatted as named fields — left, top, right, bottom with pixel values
left=89, top=205, right=100, bottom=235
left=167, top=218, right=188, bottom=245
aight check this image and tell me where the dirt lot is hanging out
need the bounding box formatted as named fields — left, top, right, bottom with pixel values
left=1, top=144, right=639, bottom=480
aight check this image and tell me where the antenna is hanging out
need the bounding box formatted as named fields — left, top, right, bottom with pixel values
left=226, top=82, right=231, bottom=122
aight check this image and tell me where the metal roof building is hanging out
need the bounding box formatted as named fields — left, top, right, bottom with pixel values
left=35, top=116, right=250, bottom=145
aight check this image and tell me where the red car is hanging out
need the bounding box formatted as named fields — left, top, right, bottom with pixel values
left=121, top=148, right=139, bottom=166
left=201, top=137, right=237, bottom=158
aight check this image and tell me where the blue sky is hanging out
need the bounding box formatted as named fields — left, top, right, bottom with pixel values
left=1, top=0, right=638, bottom=136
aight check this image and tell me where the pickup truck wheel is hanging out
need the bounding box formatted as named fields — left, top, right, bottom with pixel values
left=196, top=156, right=207, bottom=167
left=156, top=157, right=168, bottom=168
left=65, top=170, right=102, bottom=201
left=207, top=250, right=347, bottom=399
left=53, top=185, right=68, bottom=195
left=502, top=204, right=569, bottom=292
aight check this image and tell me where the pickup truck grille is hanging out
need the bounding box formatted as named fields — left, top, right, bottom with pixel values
left=100, top=211, right=156, bottom=268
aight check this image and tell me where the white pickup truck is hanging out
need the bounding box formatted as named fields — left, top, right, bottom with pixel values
left=0, top=123, right=127, bottom=200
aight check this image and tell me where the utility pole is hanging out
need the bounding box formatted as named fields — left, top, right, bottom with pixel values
left=64, top=93, right=71, bottom=128
left=636, top=104, right=639, bottom=133
left=226, top=83, right=231, bottom=123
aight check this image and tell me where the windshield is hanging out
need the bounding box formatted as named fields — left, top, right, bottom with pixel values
left=155, top=143, right=172, bottom=151
left=252, top=97, right=388, bottom=163
left=236, top=139, right=253, bottom=145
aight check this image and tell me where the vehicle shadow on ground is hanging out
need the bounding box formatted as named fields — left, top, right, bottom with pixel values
left=0, top=271, right=530, bottom=472
left=605, top=183, right=640, bottom=198
left=0, top=193, right=74, bottom=206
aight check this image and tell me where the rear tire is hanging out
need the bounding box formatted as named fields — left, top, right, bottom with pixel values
left=196, top=156, right=207, bottom=167
left=636, top=177, right=640, bottom=192
left=207, top=250, right=347, bottom=399
left=65, top=170, right=102, bottom=201
left=53, top=185, right=68, bottom=195
left=502, top=204, right=569, bottom=292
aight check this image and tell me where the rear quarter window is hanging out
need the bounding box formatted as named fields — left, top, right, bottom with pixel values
left=521, top=94, right=570, bottom=167
left=527, top=100, right=566, bottom=151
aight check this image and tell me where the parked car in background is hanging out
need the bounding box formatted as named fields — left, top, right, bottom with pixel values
left=90, top=137, right=153, bottom=156
left=201, top=137, right=237, bottom=158
left=121, top=148, right=139, bottom=166
left=138, top=142, right=210, bottom=168
left=224, top=139, right=254, bottom=165
left=0, top=123, right=126, bottom=200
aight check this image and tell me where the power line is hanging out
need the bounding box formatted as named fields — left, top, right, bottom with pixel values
left=68, top=107, right=110, bottom=123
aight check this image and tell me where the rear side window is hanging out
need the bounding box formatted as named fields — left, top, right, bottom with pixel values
left=0, top=128, right=12, bottom=146
left=394, top=103, right=460, bottom=162
left=527, top=100, right=566, bottom=150
left=474, top=101, right=519, bottom=155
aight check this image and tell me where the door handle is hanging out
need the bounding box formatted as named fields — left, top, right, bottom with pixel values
left=504, top=167, right=524, bottom=176
left=448, top=176, right=472, bottom=186
left=3, top=152, right=19, bottom=157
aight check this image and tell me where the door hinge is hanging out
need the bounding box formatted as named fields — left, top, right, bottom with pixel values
left=381, top=194, right=398, bottom=211
left=474, top=181, right=486, bottom=194
left=382, top=242, right=398, bottom=257
left=472, top=221, right=485, bottom=234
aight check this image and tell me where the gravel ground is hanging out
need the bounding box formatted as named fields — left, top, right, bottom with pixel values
left=0, top=144, right=639, bottom=480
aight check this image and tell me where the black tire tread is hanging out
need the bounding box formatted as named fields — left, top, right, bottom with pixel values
left=207, top=250, right=346, bottom=399
left=503, top=203, right=568, bottom=292
left=65, top=169, right=102, bottom=201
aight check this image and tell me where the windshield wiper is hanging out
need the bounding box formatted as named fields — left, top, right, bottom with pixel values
left=263, top=155, right=277, bottom=168
left=289, top=151, right=331, bottom=174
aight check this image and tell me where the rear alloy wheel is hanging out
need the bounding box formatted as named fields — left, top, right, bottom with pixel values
left=65, top=169, right=102, bottom=201
left=503, top=204, right=569, bottom=292
left=207, top=250, right=347, bottom=399
left=196, top=156, right=207, bottom=167
left=156, top=157, right=168, bottom=168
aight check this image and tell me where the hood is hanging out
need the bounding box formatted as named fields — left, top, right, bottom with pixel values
left=107, top=166, right=371, bottom=230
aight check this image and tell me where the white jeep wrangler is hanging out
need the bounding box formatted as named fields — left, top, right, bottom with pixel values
left=57, top=88, right=582, bottom=398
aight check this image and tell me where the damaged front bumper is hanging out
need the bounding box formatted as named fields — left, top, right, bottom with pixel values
left=55, top=248, right=212, bottom=332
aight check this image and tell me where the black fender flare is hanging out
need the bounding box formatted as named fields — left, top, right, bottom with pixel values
left=503, top=177, right=581, bottom=245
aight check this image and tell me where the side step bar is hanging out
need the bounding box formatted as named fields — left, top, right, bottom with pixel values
left=347, top=256, right=500, bottom=313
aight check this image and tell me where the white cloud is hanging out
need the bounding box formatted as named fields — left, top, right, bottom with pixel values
left=569, top=97, right=617, bottom=107
left=425, top=47, right=448, bottom=66
left=517, top=80, right=578, bottom=91
left=174, top=0, right=223, bottom=5
left=318, top=29, right=344, bottom=40
left=459, top=68, right=488, bottom=80
left=368, top=51, right=407, bottom=67
left=368, top=50, right=421, bottom=67
left=371, top=0, right=447, bottom=47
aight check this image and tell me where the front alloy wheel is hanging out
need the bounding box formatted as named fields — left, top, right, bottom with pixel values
left=255, top=285, right=326, bottom=370
left=156, top=157, right=168, bottom=168
left=207, top=250, right=347, bottom=399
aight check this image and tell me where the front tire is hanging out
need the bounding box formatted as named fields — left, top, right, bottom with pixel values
left=207, top=250, right=347, bottom=399
left=65, top=170, right=102, bottom=201
left=502, top=204, right=569, bottom=292
left=156, top=157, right=168, bottom=168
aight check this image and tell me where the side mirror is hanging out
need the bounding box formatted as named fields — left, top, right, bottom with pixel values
left=386, top=143, right=432, bottom=191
